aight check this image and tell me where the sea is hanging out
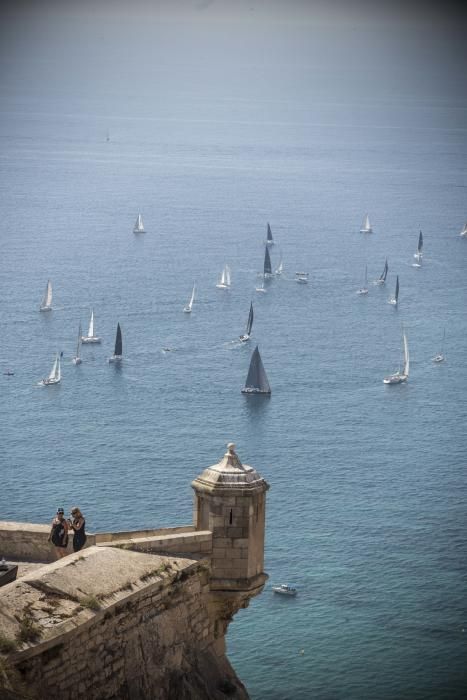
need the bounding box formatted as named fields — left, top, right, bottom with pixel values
left=1, top=3, right=466, bottom=699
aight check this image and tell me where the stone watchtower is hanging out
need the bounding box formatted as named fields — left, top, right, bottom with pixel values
left=192, top=443, right=269, bottom=596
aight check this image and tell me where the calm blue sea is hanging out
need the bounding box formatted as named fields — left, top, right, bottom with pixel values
left=1, top=4, right=466, bottom=699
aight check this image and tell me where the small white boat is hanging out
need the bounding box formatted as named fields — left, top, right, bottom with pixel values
left=360, top=213, right=372, bottom=234
left=81, top=310, right=101, bottom=344
left=388, top=275, right=399, bottom=306
left=39, top=280, right=53, bottom=312
left=239, top=302, right=254, bottom=342
left=41, top=353, right=61, bottom=386
left=108, top=323, right=123, bottom=363
left=183, top=283, right=196, bottom=313
left=295, top=272, right=308, bottom=284
left=133, top=213, right=145, bottom=234
left=432, top=329, right=446, bottom=363
left=72, top=323, right=82, bottom=365
left=374, top=258, right=388, bottom=285
left=272, top=584, right=297, bottom=597
left=216, top=265, right=231, bottom=289
left=255, top=280, right=267, bottom=293
left=383, top=328, right=409, bottom=384
left=357, top=265, right=369, bottom=295
left=459, top=222, right=467, bottom=237
left=266, top=222, right=274, bottom=246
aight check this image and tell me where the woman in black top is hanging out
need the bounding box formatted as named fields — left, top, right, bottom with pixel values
left=68, top=507, right=86, bottom=552
left=49, top=508, right=69, bottom=558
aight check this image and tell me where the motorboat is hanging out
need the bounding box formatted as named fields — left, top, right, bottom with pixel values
left=272, top=584, right=297, bottom=596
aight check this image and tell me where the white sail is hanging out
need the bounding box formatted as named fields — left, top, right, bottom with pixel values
left=460, top=223, right=467, bottom=237
left=88, top=310, right=94, bottom=338
left=402, top=332, right=409, bottom=377
left=360, top=214, right=372, bottom=233
left=225, top=265, right=231, bottom=287
left=76, top=323, right=81, bottom=358
left=184, top=283, right=196, bottom=312
left=56, top=355, right=61, bottom=382
left=48, top=356, right=58, bottom=381
left=275, top=255, right=283, bottom=275
left=134, top=213, right=145, bottom=233
left=40, top=280, right=52, bottom=310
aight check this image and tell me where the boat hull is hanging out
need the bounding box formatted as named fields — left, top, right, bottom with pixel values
left=72, top=357, right=82, bottom=365
left=183, top=308, right=192, bottom=313
left=41, top=378, right=61, bottom=386
left=241, top=387, right=271, bottom=395
left=239, top=335, right=250, bottom=343
left=360, top=227, right=372, bottom=234
left=108, top=355, right=123, bottom=363
left=432, top=354, right=445, bottom=363
left=383, top=374, right=407, bottom=384
left=81, top=337, right=101, bottom=344
left=216, top=284, right=229, bottom=289
left=39, top=306, right=52, bottom=312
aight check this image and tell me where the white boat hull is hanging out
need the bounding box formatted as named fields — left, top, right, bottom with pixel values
left=432, top=354, right=445, bottom=363
left=239, top=334, right=250, bottom=343
left=383, top=374, right=407, bottom=384
left=183, top=307, right=192, bottom=313
left=360, top=228, right=372, bottom=234
left=357, top=288, right=368, bottom=295
left=108, top=355, right=123, bottom=363
left=72, top=357, right=82, bottom=365
left=241, top=387, right=270, bottom=394
left=81, top=336, right=101, bottom=344
left=388, top=299, right=397, bottom=306
left=216, top=284, right=229, bottom=289
left=39, top=306, right=52, bottom=312
left=41, top=378, right=60, bottom=386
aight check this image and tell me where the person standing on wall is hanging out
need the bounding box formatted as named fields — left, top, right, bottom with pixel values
left=68, top=507, right=86, bottom=552
left=48, top=508, right=69, bottom=558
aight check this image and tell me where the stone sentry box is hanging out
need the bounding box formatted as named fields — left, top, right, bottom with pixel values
left=192, top=443, right=269, bottom=593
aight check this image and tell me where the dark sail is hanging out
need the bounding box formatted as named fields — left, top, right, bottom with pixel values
left=381, top=258, right=388, bottom=281
left=418, top=231, right=423, bottom=253
left=395, top=275, right=399, bottom=302
left=264, top=246, right=272, bottom=275
left=114, top=323, right=122, bottom=356
left=242, top=346, right=271, bottom=394
left=246, top=302, right=254, bottom=336
left=266, top=223, right=273, bottom=243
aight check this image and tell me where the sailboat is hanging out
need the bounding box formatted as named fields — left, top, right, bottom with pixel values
left=255, top=280, right=266, bottom=293
left=383, top=328, right=409, bottom=384
left=459, top=223, right=467, bottom=238
left=108, top=323, right=123, bottom=363
left=414, top=230, right=423, bottom=260
left=263, top=246, right=273, bottom=278
left=81, top=309, right=101, bottom=344
left=432, top=328, right=446, bottom=363
left=39, top=280, right=53, bottom=312
left=357, top=265, right=369, bottom=295
left=72, top=323, right=82, bottom=365
left=275, top=251, right=283, bottom=275
left=241, top=346, right=271, bottom=394
left=360, top=213, right=372, bottom=234
left=374, top=258, right=388, bottom=285
left=295, top=272, right=308, bottom=284
left=41, top=353, right=61, bottom=386
left=183, top=283, right=196, bottom=313
left=266, top=223, right=274, bottom=246
left=239, top=302, right=254, bottom=342
left=216, top=265, right=231, bottom=289
left=133, top=214, right=145, bottom=234
left=388, top=276, right=399, bottom=306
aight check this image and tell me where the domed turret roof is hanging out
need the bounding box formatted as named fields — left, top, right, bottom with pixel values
left=192, top=443, right=269, bottom=494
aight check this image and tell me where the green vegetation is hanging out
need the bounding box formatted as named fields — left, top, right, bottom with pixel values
left=0, top=632, right=17, bottom=654
left=15, top=606, right=42, bottom=645
left=78, top=596, right=101, bottom=612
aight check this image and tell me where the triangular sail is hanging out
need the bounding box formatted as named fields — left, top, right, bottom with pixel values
left=189, top=283, right=195, bottom=309
left=275, top=253, right=283, bottom=274
left=418, top=231, right=423, bottom=253
left=225, top=265, right=231, bottom=286
left=114, top=323, right=122, bottom=356
left=267, top=223, right=273, bottom=243
left=246, top=302, right=254, bottom=336
left=402, top=331, right=409, bottom=377
left=382, top=259, right=388, bottom=281
left=364, top=265, right=368, bottom=285
left=56, top=355, right=61, bottom=382
left=264, top=246, right=272, bottom=275
left=395, top=276, right=399, bottom=302
left=88, top=310, right=94, bottom=338
left=244, top=346, right=271, bottom=393
left=363, top=214, right=370, bottom=231
left=48, top=356, right=58, bottom=381
left=45, top=280, right=52, bottom=307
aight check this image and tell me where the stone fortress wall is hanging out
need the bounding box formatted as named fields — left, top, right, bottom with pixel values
left=0, top=443, right=269, bottom=700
